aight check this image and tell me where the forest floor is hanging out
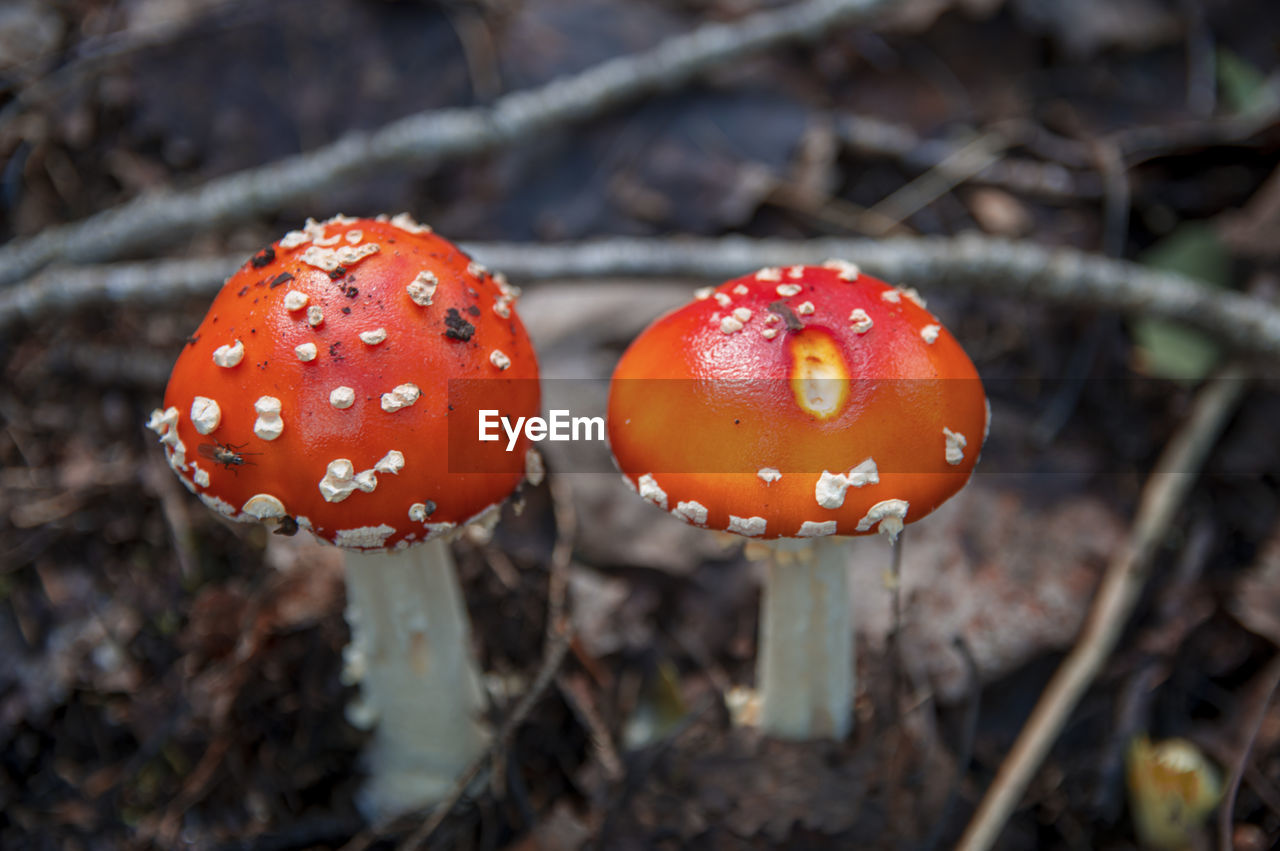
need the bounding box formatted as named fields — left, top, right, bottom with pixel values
left=1, top=0, right=1279, bottom=848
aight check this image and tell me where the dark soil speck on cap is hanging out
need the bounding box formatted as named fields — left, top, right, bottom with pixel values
left=444, top=308, right=475, bottom=342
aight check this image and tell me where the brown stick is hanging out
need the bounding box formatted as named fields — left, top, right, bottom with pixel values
left=10, top=236, right=1280, bottom=362
left=0, top=0, right=894, bottom=288
left=393, top=628, right=573, bottom=851
left=956, top=362, right=1252, bottom=851
left=1218, top=652, right=1280, bottom=850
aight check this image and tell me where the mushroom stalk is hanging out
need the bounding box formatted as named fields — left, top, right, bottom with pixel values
left=341, top=537, right=490, bottom=821
left=757, top=537, right=854, bottom=740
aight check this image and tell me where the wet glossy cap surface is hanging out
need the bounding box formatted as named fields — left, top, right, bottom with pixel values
left=148, top=215, right=540, bottom=550
left=607, top=262, right=988, bottom=540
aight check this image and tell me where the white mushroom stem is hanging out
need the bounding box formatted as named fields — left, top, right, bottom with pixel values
left=757, top=536, right=854, bottom=740
left=341, top=536, right=490, bottom=821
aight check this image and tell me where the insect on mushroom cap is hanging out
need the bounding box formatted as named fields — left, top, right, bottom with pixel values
left=148, top=215, right=540, bottom=550
left=607, top=263, right=987, bottom=540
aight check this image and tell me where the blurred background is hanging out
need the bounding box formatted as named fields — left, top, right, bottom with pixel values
left=1, top=0, right=1279, bottom=848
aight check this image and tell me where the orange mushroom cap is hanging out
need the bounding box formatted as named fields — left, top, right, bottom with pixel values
left=148, top=214, right=540, bottom=551
left=607, top=262, right=987, bottom=540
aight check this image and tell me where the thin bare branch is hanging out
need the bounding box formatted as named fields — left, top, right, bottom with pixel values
left=546, top=474, right=577, bottom=643
left=557, top=673, right=626, bottom=783
left=1116, top=107, right=1280, bottom=164
left=836, top=107, right=1280, bottom=201
left=0, top=0, right=274, bottom=134
left=1218, top=653, right=1280, bottom=851
left=401, top=633, right=571, bottom=851
left=862, top=133, right=1008, bottom=234
left=0, top=256, right=233, bottom=328
left=837, top=115, right=1097, bottom=200
left=472, top=235, right=1280, bottom=362
left=956, top=362, right=1252, bottom=851
left=378, top=473, right=578, bottom=850
left=9, top=235, right=1279, bottom=362
left=0, top=0, right=893, bottom=288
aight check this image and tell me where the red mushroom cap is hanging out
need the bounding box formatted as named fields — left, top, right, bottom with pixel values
left=148, top=214, right=540, bottom=551
left=607, top=262, right=987, bottom=540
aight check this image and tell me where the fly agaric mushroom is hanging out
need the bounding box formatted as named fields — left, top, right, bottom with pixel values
left=147, top=214, right=540, bottom=819
left=607, top=262, right=987, bottom=740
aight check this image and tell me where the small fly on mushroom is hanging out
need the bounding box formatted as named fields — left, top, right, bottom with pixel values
left=197, top=440, right=258, bottom=472
left=273, top=514, right=300, bottom=536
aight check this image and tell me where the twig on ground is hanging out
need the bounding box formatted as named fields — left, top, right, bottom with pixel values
left=0, top=0, right=276, bottom=135
left=557, top=673, right=626, bottom=783
left=1095, top=140, right=1132, bottom=261
left=0, top=255, right=234, bottom=331
left=956, top=362, right=1252, bottom=851
left=397, top=473, right=579, bottom=850
left=209, top=814, right=365, bottom=851
left=1009, top=106, right=1280, bottom=167
left=1031, top=139, right=1128, bottom=445
left=836, top=108, right=1280, bottom=202
left=1218, top=652, right=1280, bottom=851
left=836, top=114, right=1094, bottom=198
left=546, top=474, right=576, bottom=642
left=863, top=133, right=1008, bottom=235
left=470, top=235, right=1280, bottom=360
left=482, top=546, right=521, bottom=591
left=1181, top=0, right=1217, bottom=118
left=11, top=235, right=1280, bottom=360
left=338, top=471, right=580, bottom=851
left=1093, top=516, right=1216, bottom=819
left=0, top=0, right=893, bottom=288
left=1115, top=107, right=1280, bottom=165
left=390, top=629, right=572, bottom=851
left=440, top=3, right=503, bottom=103
left=333, top=628, right=575, bottom=851
left=767, top=180, right=912, bottom=236
left=42, top=341, right=173, bottom=387
left=923, top=637, right=982, bottom=851
left=594, top=695, right=720, bottom=850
